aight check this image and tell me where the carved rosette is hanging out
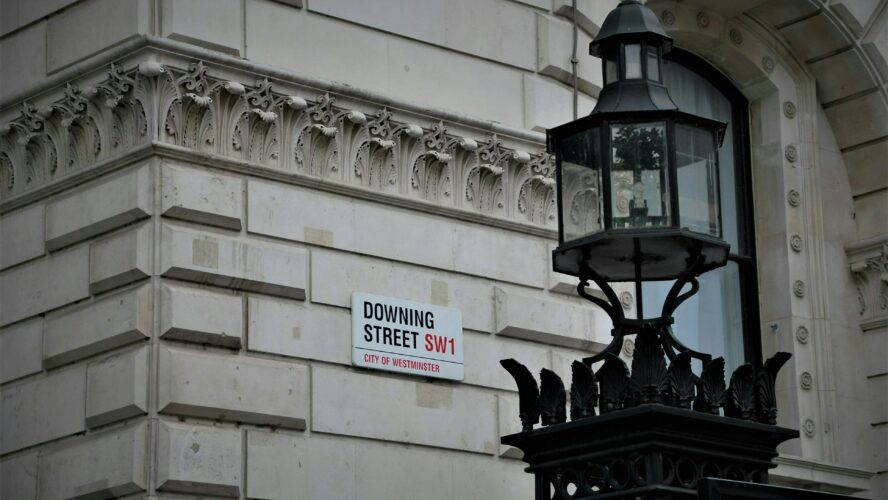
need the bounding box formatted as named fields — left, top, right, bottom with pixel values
left=0, top=58, right=554, bottom=229
left=848, top=242, right=888, bottom=330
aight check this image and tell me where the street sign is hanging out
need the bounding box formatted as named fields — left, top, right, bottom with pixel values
left=352, top=292, right=463, bottom=381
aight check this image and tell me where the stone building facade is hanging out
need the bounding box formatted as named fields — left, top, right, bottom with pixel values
left=0, top=0, right=885, bottom=499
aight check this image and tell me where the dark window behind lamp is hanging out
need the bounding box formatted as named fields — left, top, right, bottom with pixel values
left=640, top=49, right=762, bottom=373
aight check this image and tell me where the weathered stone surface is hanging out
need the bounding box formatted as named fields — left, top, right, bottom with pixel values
left=160, top=224, right=307, bottom=300
left=86, top=346, right=149, bottom=428
left=855, top=190, right=888, bottom=241
left=552, top=0, right=617, bottom=36
left=308, top=0, right=536, bottom=70
left=831, top=0, right=881, bottom=36
left=844, top=139, right=888, bottom=197
left=161, top=162, right=243, bottom=230
left=89, top=223, right=153, bottom=295
left=497, top=393, right=524, bottom=459
left=0, top=203, right=44, bottom=270
left=247, top=296, right=350, bottom=364
left=868, top=375, right=888, bottom=424
left=46, top=165, right=152, bottom=251
left=44, top=283, right=152, bottom=369
left=244, top=0, right=525, bottom=127
left=523, top=74, right=595, bottom=132
left=0, top=318, right=42, bottom=383
left=248, top=179, right=547, bottom=287
left=862, top=329, right=888, bottom=377
left=161, top=282, right=243, bottom=348
left=536, top=12, right=602, bottom=96
left=46, top=0, right=149, bottom=72
left=246, top=429, right=530, bottom=500
left=38, top=421, right=148, bottom=500
left=863, top=13, right=888, bottom=80
left=0, top=21, right=46, bottom=102
left=156, top=421, right=241, bottom=497
left=161, top=0, right=242, bottom=55
left=310, top=249, right=494, bottom=332
left=0, top=245, right=89, bottom=327
left=824, top=91, right=888, bottom=149
left=494, top=286, right=609, bottom=350
left=157, top=347, right=308, bottom=429
left=462, top=331, right=551, bottom=391
left=1, top=452, right=37, bottom=500
left=312, top=365, right=497, bottom=454
left=0, top=365, right=85, bottom=454
left=808, top=49, right=876, bottom=104
left=747, top=0, right=820, bottom=28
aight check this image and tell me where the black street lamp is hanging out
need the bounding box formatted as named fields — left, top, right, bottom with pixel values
left=494, top=2, right=865, bottom=499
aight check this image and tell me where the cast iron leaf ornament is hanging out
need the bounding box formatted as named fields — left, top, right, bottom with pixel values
left=596, top=354, right=630, bottom=413
left=500, top=359, right=540, bottom=431
left=756, top=352, right=792, bottom=424
left=726, top=364, right=756, bottom=420
left=539, top=368, right=567, bottom=426
left=667, top=352, right=695, bottom=409
left=694, top=357, right=726, bottom=414
left=630, top=331, right=668, bottom=404
left=570, top=361, right=598, bottom=420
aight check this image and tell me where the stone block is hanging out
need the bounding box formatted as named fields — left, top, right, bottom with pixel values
left=89, top=223, right=153, bottom=294
left=309, top=0, right=534, bottom=70
left=247, top=296, right=350, bottom=364
left=46, top=0, right=150, bottom=71
left=86, top=346, right=149, bottom=428
left=873, top=425, right=888, bottom=469
left=245, top=0, right=525, bottom=128
left=462, top=331, right=551, bottom=391
left=747, top=0, right=820, bottom=28
left=494, top=286, right=609, bottom=350
left=863, top=11, right=888, bottom=79
left=156, top=421, right=241, bottom=497
left=246, top=431, right=357, bottom=500
left=552, top=0, right=618, bottom=36
left=0, top=365, right=85, bottom=454
left=450, top=448, right=534, bottom=499
left=38, top=421, right=148, bottom=500
left=523, top=74, right=596, bottom=132
left=46, top=165, right=153, bottom=251
left=157, top=347, right=309, bottom=429
left=868, top=375, right=888, bottom=424
left=161, top=0, right=242, bottom=55
left=855, top=190, right=888, bottom=241
left=824, top=91, right=888, bottom=150
left=450, top=222, right=548, bottom=288
left=808, top=49, right=876, bottom=104
left=44, top=283, right=152, bottom=369
left=161, top=162, right=243, bottom=230
left=247, top=178, right=356, bottom=249
left=779, top=13, right=852, bottom=63
left=160, top=223, right=307, bottom=299
left=161, top=282, right=243, bottom=348
left=536, top=13, right=602, bottom=96
left=312, top=365, right=497, bottom=454
left=310, top=249, right=494, bottom=332
left=1, top=452, right=37, bottom=500
left=0, top=21, right=46, bottom=102
left=0, top=203, right=44, bottom=270
left=0, top=0, right=78, bottom=36
left=844, top=139, right=888, bottom=197
left=497, top=394, right=524, bottom=459
left=862, top=329, right=888, bottom=376
left=0, top=318, right=42, bottom=383
left=0, top=245, right=89, bottom=327
left=831, top=0, right=881, bottom=36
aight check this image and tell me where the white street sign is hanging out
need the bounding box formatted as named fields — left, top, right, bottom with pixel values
left=351, top=292, right=464, bottom=381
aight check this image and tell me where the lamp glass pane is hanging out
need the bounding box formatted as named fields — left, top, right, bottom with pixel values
left=624, top=44, right=642, bottom=79
left=558, top=127, right=603, bottom=242
left=610, top=122, right=669, bottom=229
left=605, top=48, right=618, bottom=84
left=676, top=124, right=720, bottom=236
left=647, top=46, right=660, bottom=81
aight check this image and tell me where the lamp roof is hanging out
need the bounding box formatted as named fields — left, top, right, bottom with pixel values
left=589, top=0, right=673, bottom=57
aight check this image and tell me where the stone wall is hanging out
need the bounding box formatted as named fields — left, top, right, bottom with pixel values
left=0, top=0, right=886, bottom=498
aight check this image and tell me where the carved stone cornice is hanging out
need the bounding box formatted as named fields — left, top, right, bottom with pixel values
left=0, top=57, right=555, bottom=232
left=847, top=238, right=888, bottom=331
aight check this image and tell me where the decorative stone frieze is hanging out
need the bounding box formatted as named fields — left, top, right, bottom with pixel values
left=793, top=280, right=806, bottom=298
left=785, top=144, right=797, bottom=163
left=848, top=241, right=888, bottom=331
left=787, top=189, right=800, bottom=207
left=803, top=418, right=816, bottom=437
left=783, top=101, right=796, bottom=119
left=790, top=234, right=803, bottom=252
left=795, top=326, right=810, bottom=344
left=729, top=28, right=743, bottom=45
left=800, top=372, right=813, bottom=390
left=0, top=59, right=555, bottom=229
left=762, top=56, right=775, bottom=74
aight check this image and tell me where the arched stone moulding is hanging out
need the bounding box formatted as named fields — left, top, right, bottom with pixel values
left=0, top=57, right=556, bottom=232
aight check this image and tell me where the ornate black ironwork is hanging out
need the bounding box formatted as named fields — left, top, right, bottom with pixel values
left=540, top=369, right=567, bottom=426
left=597, top=354, right=630, bottom=414
left=726, top=364, right=756, bottom=420
left=667, top=352, right=695, bottom=409
left=499, top=358, right=539, bottom=431
left=756, top=352, right=792, bottom=425
left=570, top=360, right=598, bottom=420
left=631, top=330, right=669, bottom=405
left=694, top=357, right=726, bottom=415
